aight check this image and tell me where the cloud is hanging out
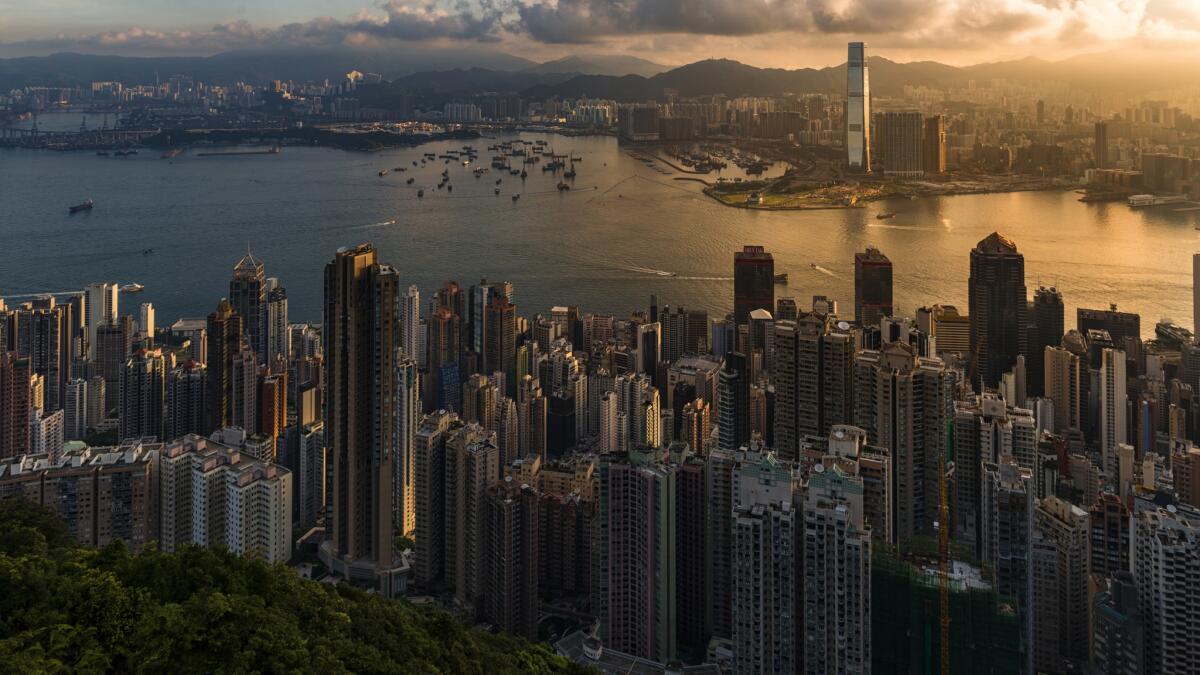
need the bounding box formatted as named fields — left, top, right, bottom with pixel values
left=1, top=0, right=1198, bottom=59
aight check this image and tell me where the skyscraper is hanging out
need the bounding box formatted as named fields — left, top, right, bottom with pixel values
left=394, top=358, right=420, bottom=536
left=733, top=246, right=774, bottom=325
left=853, top=342, right=953, bottom=540
left=1027, top=286, right=1064, bottom=397
left=1193, top=253, right=1200, bottom=340
left=119, top=348, right=166, bottom=441
left=1099, top=348, right=1128, bottom=473
left=205, top=299, right=243, bottom=431
left=84, top=281, right=118, bottom=361
left=400, top=284, right=421, bottom=362
left=969, top=232, right=1027, bottom=391
left=1095, top=121, right=1110, bottom=169
left=846, top=42, right=871, bottom=172
left=1031, top=495, right=1089, bottom=673
left=265, top=282, right=289, bottom=365
left=854, top=246, right=893, bottom=329
left=95, top=315, right=133, bottom=416
left=320, top=243, right=402, bottom=595
left=772, top=314, right=855, bottom=460
left=922, top=115, right=947, bottom=174
left=166, top=360, right=207, bottom=439
left=483, top=297, right=517, bottom=398
left=876, top=111, right=923, bottom=177
left=717, top=352, right=750, bottom=451
left=481, top=478, right=539, bottom=640
left=0, top=352, right=31, bottom=458
left=732, top=450, right=799, bottom=674
left=1131, top=503, right=1200, bottom=675
left=230, top=249, right=267, bottom=365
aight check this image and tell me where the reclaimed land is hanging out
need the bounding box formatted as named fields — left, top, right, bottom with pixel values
left=703, top=171, right=1073, bottom=210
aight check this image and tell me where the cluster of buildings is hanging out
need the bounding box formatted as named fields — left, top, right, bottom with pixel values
left=3, top=229, right=1200, bottom=674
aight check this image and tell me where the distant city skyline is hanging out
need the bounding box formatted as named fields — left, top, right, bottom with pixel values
left=3, top=0, right=1200, bottom=67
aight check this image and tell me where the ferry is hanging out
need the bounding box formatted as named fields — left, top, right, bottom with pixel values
left=69, top=199, right=94, bottom=214
left=876, top=212, right=897, bottom=219
left=1129, top=194, right=1188, bottom=208
left=121, top=283, right=144, bottom=293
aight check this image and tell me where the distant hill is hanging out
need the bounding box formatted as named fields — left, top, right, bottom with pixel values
left=0, top=48, right=662, bottom=91
left=525, top=54, right=668, bottom=78
left=522, top=53, right=1200, bottom=101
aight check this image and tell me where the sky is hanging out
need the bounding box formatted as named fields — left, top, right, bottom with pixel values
left=2, top=0, right=1200, bottom=66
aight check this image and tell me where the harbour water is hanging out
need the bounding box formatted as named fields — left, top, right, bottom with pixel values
left=2, top=128, right=1198, bottom=336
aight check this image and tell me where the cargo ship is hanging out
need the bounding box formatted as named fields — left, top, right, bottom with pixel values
left=69, top=199, right=94, bottom=214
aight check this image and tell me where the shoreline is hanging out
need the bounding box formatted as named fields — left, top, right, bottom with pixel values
left=702, top=179, right=1073, bottom=211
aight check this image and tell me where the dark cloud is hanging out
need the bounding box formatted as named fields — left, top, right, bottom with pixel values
left=518, top=0, right=814, bottom=43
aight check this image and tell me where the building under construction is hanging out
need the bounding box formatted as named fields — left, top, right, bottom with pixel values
left=872, top=548, right=1023, bottom=674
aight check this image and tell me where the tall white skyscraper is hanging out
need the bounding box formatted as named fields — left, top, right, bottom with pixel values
left=401, top=284, right=421, bottom=362
left=846, top=42, right=871, bottom=172
left=138, top=302, right=155, bottom=342
left=1099, top=348, right=1127, bottom=474
left=84, top=282, right=118, bottom=360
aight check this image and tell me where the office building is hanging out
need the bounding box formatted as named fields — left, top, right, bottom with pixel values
left=733, top=246, right=774, bottom=325
left=1027, top=286, right=1064, bottom=397
left=923, top=114, right=946, bottom=174
left=1099, top=348, right=1127, bottom=473
left=230, top=249, right=267, bottom=365
left=1095, top=121, right=1110, bottom=169
left=876, top=110, right=924, bottom=177
left=846, top=42, right=871, bottom=172
left=1078, top=306, right=1140, bottom=346
left=401, top=284, right=421, bottom=362
left=854, top=246, right=893, bottom=328
left=969, top=233, right=1027, bottom=390
left=917, top=304, right=970, bottom=356
left=484, top=297, right=517, bottom=398
left=717, top=353, right=750, bottom=451
left=138, top=302, right=154, bottom=344
left=320, top=244, right=403, bottom=595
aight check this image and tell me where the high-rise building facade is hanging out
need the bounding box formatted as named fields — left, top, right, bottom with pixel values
left=876, top=111, right=924, bottom=177
left=230, top=250, right=267, bottom=365
left=481, top=478, right=539, bottom=640
left=205, top=299, right=243, bottom=431
left=320, top=244, right=402, bottom=595
left=969, top=233, right=1027, bottom=390
left=846, top=42, right=871, bottom=172
left=922, top=114, right=947, bottom=174
left=854, top=246, right=893, bottom=329
left=119, top=348, right=166, bottom=441
left=733, top=246, right=774, bottom=325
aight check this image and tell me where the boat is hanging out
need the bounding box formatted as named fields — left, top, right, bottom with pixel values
left=876, top=212, right=896, bottom=219
left=774, top=273, right=789, bottom=284
left=494, top=188, right=501, bottom=195
left=447, top=184, right=453, bottom=192
left=69, top=199, right=94, bottom=214
left=557, top=182, right=570, bottom=191
left=406, top=178, right=415, bottom=184
left=512, top=194, right=520, bottom=202
left=1129, top=194, right=1188, bottom=208
left=142, top=248, right=154, bottom=255
left=394, top=167, right=406, bottom=172
left=413, top=161, right=418, bottom=166
left=520, top=170, right=527, bottom=179
left=121, top=283, right=144, bottom=293
left=378, top=169, right=389, bottom=176
left=496, top=178, right=502, bottom=185
left=417, top=189, right=424, bottom=198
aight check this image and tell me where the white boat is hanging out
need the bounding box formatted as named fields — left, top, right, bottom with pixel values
left=121, top=283, right=144, bottom=293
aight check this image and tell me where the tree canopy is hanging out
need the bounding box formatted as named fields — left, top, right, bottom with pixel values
left=0, top=497, right=590, bottom=674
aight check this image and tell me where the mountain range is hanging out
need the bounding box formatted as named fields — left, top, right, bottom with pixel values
left=1, top=47, right=1192, bottom=100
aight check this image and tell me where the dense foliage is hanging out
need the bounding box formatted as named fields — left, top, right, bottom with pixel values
left=0, top=497, right=589, bottom=674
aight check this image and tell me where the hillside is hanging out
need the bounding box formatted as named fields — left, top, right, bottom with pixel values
left=0, top=497, right=589, bottom=674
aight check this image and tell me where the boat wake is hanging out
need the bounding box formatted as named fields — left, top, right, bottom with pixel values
left=351, top=220, right=397, bottom=230
left=811, top=264, right=837, bottom=277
